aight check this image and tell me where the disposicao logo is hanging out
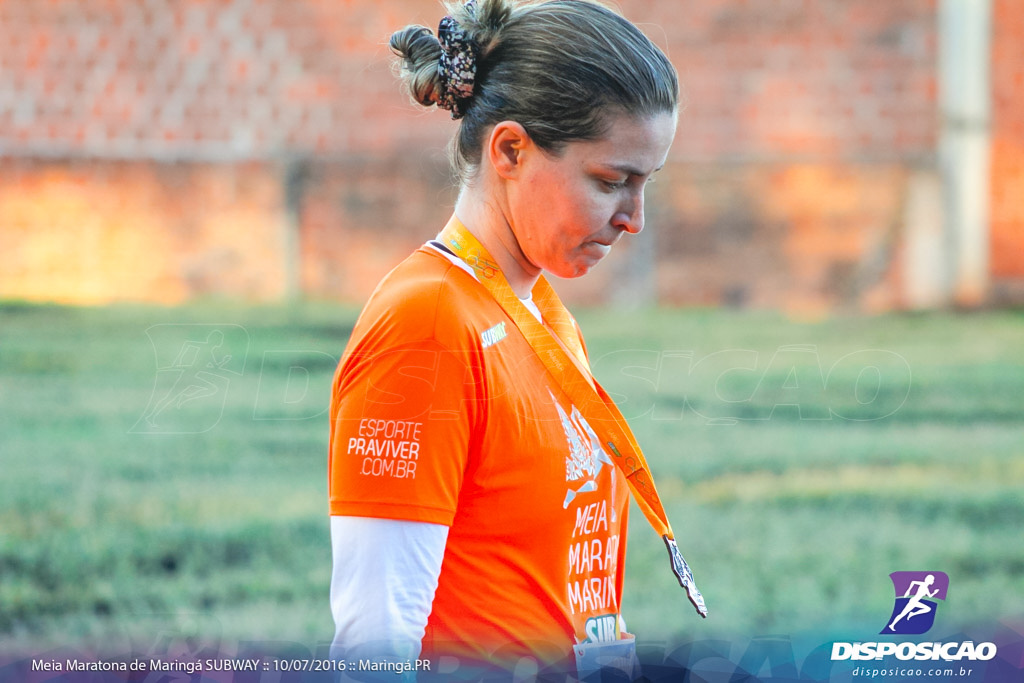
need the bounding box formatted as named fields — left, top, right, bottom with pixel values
left=831, top=570, right=998, bottom=663
left=882, top=570, right=949, bottom=635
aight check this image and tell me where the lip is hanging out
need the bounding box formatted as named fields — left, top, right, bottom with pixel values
left=580, top=241, right=612, bottom=264
left=586, top=235, right=619, bottom=248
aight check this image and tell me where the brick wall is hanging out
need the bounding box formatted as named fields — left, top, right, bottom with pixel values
left=298, top=153, right=457, bottom=303
left=0, top=0, right=1018, bottom=309
left=0, top=159, right=288, bottom=304
left=0, top=0, right=447, bottom=159
left=626, top=0, right=939, bottom=314
left=649, top=0, right=937, bottom=163
left=990, top=0, right=1024, bottom=302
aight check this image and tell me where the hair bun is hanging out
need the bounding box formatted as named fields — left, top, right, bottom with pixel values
left=389, top=25, right=445, bottom=108
left=390, top=1, right=514, bottom=116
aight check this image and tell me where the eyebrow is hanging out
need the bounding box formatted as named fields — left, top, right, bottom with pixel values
left=603, top=163, right=665, bottom=177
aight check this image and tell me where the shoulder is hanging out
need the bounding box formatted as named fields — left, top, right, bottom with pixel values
left=350, top=246, right=496, bottom=350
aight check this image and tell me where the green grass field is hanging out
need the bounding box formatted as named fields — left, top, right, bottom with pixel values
left=2, top=302, right=1022, bottom=657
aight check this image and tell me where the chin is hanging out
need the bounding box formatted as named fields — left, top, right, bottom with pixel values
left=543, top=251, right=606, bottom=279
left=550, top=262, right=595, bottom=280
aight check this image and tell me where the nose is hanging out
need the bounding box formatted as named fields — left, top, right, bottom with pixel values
left=612, top=188, right=645, bottom=234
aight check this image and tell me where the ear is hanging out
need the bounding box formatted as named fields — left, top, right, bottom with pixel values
left=485, top=121, right=533, bottom=180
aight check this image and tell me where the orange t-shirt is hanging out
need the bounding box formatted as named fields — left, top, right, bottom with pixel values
left=328, top=244, right=630, bottom=670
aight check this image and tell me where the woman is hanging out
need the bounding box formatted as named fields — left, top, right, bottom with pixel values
left=328, top=0, right=703, bottom=677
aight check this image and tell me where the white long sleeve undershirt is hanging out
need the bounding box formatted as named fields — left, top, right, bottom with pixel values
left=330, top=516, right=448, bottom=663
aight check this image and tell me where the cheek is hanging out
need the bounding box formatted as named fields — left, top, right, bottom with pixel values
left=522, top=176, right=605, bottom=250
left=554, top=188, right=604, bottom=227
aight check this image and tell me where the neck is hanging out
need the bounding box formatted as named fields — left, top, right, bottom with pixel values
left=453, top=187, right=540, bottom=299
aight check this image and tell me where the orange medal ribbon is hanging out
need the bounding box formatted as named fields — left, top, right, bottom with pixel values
left=439, top=216, right=707, bottom=618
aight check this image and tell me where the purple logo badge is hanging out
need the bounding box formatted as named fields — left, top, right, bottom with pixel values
left=881, top=571, right=949, bottom=635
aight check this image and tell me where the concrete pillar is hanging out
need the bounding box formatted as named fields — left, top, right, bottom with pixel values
left=938, top=0, right=993, bottom=306
left=281, top=159, right=308, bottom=302
left=902, top=170, right=946, bottom=309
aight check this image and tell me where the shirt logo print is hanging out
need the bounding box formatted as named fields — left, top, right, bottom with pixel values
left=480, top=321, right=507, bottom=348
left=550, top=390, right=614, bottom=508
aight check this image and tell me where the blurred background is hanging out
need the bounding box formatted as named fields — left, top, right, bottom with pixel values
left=1, top=0, right=1021, bottom=312
left=1, top=0, right=1023, bottom=676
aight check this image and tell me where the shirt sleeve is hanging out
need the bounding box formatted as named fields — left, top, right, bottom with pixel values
left=329, top=335, right=483, bottom=526
left=330, top=516, right=448, bottom=664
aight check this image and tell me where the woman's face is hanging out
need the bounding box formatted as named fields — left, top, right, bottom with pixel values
left=507, top=111, right=677, bottom=280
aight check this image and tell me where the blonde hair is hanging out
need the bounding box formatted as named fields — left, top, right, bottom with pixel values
left=390, top=0, right=678, bottom=181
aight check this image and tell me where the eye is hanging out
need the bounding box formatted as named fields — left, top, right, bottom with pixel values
left=600, top=178, right=627, bottom=191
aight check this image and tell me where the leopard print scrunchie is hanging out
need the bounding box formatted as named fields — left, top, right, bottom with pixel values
left=436, top=1, right=479, bottom=119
